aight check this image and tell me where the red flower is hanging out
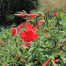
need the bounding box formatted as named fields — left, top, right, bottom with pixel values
left=3, top=63, right=5, bottom=66
left=20, top=23, right=38, bottom=42
left=14, top=54, right=25, bottom=61
left=14, top=54, right=21, bottom=59
left=32, top=20, right=43, bottom=31
left=42, top=58, right=50, bottom=66
left=20, top=20, right=43, bottom=42
left=53, top=12, right=57, bottom=16
left=26, top=13, right=39, bottom=18
left=11, top=28, right=17, bottom=36
left=52, top=58, right=55, bottom=66
left=11, top=20, right=28, bottom=36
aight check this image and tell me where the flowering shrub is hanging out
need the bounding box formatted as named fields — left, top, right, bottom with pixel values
left=0, top=11, right=66, bottom=66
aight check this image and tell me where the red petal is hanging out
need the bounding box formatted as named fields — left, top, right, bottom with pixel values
left=20, top=31, right=26, bottom=38
left=31, top=33, right=38, bottom=41
left=32, top=37, right=36, bottom=41
left=25, top=23, right=32, bottom=31
left=24, top=37, right=32, bottom=42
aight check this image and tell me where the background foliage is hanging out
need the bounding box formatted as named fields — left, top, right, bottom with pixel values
left=0, top=0, right=39, bottom=25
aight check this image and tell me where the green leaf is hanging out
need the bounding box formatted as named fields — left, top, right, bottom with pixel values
left=61, top=57, right=66, bottom=61
left=27, top=47, right=34, bottom=53
left=37, top=48, right=43, bottom=51
left=34, top=61, right=38, bottom=64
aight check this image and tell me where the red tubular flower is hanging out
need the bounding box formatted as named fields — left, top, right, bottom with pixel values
left=14, top=54, right=21, bottom=59
left=42, top=58, right=51, bottom=66
left=17, top=20, right=28, bottom=30
left=11, top=20, right=28, bottom=36
left=20, top=20, right=43, bottom=42
left=53, top=12, right=57, bottom=16
left=14, top=54, right=25, bottom=62
left=52, top=58, right=55, bottom=66
left=3, top=63, right=5, bottom=66
left=20, top=23, right=38, bottom=42
left=26, top=13, right=39, bottom=17
left=32, top=20, right=43, bottom=31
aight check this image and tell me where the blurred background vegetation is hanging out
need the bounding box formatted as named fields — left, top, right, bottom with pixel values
left=39, top=0, right=66, bottom=13
left=0, top=0, right=66, bottom=26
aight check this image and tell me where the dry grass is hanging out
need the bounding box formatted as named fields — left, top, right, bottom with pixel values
left=38, top=0, right=66, bottom=13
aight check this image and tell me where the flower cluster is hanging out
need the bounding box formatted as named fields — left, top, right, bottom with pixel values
left=15, top=12, right=39, bottom=18
left=10, top=11, right=57, bottom=66
left=11, top=12, right=43, bottom=47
